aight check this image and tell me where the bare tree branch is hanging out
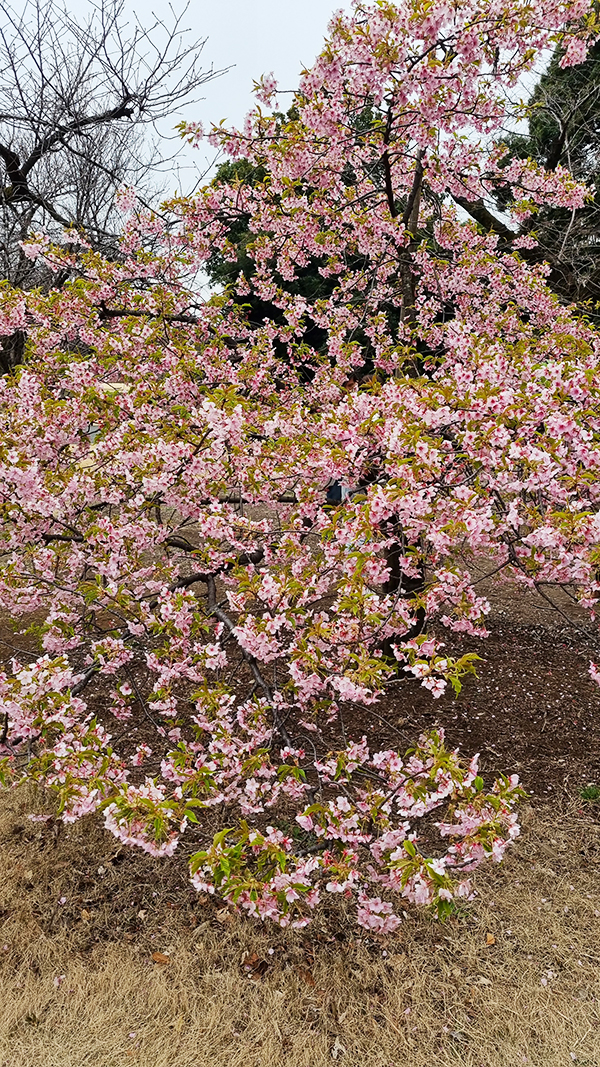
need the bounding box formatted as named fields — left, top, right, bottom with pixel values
left=0, top=0, right=227, bottom=309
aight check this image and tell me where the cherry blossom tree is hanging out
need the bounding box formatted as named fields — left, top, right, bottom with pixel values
left=0, top=0, right=598, bottom=933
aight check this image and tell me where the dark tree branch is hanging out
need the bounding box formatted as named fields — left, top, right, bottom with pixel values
left=41, top=531, right=84, bottom=544
left=401, top=149, right=425, bottom=232
left=97, top=303, right=200, bottom=325
left=209, top=603, right=293, bottom=749
left=382, top=108, right=398, bottom=220
left=453, top=195, right=516, bottom=243
left=71, top=662, right=100, bottom=696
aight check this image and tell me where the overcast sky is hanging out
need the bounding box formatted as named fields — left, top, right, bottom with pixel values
left=126, top=0, right=539, bottom=192
left=138, top=0, right=352, bottom=187
left=184, top=1, right=349, bottom=128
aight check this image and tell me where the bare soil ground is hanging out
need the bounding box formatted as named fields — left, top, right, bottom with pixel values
left=1, top=574, right=600, bottom=1066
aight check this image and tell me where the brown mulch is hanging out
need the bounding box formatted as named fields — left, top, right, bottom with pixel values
left=369, top=617, right=600, bottom=802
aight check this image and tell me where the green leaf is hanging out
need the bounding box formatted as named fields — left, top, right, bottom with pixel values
left=213, top=827, right=234, bottom=848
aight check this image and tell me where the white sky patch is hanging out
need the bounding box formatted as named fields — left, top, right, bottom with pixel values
left=103, top=0, right=353, bottom=191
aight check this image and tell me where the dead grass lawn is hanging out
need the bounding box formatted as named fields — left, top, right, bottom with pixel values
left=1, top=786, right=600, bottom=1067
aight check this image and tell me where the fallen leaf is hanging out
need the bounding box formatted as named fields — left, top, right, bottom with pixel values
left=151, top=951, right=171, bottom=965
left=486, top=933, right=496, bottom=946
left=295, top=965, right=316, bottom=988
left=215, top=908, right=233, bottom=925
left=243, top=952, right=269, bottom=981
left=332, top=1036, right=346, bottom=1059
left=80, top=909, right=90, bottom=921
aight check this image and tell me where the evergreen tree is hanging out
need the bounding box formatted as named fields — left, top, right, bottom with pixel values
left=496, top=43, right=600, bottom=312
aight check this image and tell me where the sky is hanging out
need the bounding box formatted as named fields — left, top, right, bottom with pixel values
left=180, top=1, right=350, bottom=129
left=132, top=0, right=353, bottom=187
left=57, top=0, right=546, bottom=206
left=60, top=0, right=544, bottom=194
left=116, top=0, right=542, bottom=191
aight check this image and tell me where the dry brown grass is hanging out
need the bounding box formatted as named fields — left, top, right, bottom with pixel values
left=1, top=786, right=600, bottom=1067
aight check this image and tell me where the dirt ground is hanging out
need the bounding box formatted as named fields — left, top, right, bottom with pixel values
left=1, top=571, right=600, bottom=1066
left=373, top=567, right=600, bottom=803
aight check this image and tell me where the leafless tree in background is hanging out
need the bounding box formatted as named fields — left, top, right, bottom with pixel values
left=0, top=0, right=224, bottom=370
